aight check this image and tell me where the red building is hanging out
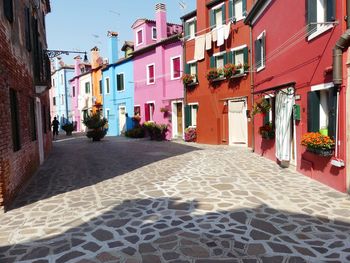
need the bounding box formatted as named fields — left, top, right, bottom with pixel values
left=0, top=0, right=52, bottom=212
left=244, top=0, right=348, bottom=192
left=182, top=0, right=253, bottom=146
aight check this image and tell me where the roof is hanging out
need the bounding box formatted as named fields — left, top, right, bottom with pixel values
left=206, top=0, right=225, bottom=8
left=131, top=18, right=182, bottom=29
left=121, top=41, right=134, bottom=51
left=102, top=56, right=134, bottom=71
left=244, top=0, right=270, bottom=25
left=131, top=34, right=181, bottom=57
left=180, top=10, right=197, bottom=21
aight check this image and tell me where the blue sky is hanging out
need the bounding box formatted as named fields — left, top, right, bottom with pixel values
left=46, top=0, right=196, bottom=64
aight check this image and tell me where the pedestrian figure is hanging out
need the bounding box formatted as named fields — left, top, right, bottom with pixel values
left=52, top=117, right=59, bottom=140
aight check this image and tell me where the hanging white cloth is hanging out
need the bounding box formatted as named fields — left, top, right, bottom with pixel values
left=275, top=88, right=295, bottom=162
left=211, top=27, right=218, bottom=42
left=205, top=32, right=212, bottom=50
left=194, top=35, right=206, bottom=61
left=224, top=21, right=232, bottom=40
left=217, top=25, right=225, bottom=47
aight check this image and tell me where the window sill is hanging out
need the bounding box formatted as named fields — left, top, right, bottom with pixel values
left=146, top=82, right=155, bottom=86
left=117, top=90, right=125, bottom=93
left=308, top=24, right=333, bottom=41
left=186, top=82, right=199, bottom=87
left=256, top=66, right=265, bottom=72
left=171, top=77, right=181, bottom=81
left=229, top=73, right=247, bottom=79
left=209, top=76, right=226, bottom=83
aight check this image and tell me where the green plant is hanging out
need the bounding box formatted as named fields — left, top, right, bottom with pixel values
left=252, top=98, right=271, bottom=116
left=301, top=132, right=335, bottom=150
left=125, top=126, right=145, bottom=138
left=143, top=122, right=168, bottom=141
left=182, top=74, right=195, bottom=85
left=206, top=68, right=222, bottom=82
left=62, top=123, right=74, bottom=135
left=243, top=63, right=249, bottom=71
left=223, top=64, right=236, bottom=79
left=83, top=112, right=108, bottom=141
left=259, top=122, right=275, bottom=139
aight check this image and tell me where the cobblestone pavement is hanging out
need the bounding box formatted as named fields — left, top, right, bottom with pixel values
left=0, top=136, right=350, bottom=263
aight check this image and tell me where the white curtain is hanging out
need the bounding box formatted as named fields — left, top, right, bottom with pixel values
left=275, top=88, right=295, bottom=161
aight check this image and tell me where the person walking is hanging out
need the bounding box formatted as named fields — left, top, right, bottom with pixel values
left=52, top=117, right=59, bottom=140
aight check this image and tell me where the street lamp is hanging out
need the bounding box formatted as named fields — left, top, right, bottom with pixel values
left=45, top=49, right=89, bottom=63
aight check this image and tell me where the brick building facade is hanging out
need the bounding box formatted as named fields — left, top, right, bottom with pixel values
left=0, top=0, right=52, bottom=212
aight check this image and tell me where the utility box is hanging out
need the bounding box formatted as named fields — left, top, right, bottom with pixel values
left=293, top=104, right=301, bottom=121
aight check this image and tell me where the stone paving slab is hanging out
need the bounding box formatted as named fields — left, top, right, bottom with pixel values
left=0, top=136, right=350, bottom=262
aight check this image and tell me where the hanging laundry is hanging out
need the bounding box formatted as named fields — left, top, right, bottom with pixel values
left=217, top=25, right=225, bottom=47
left=211, top=27, right=218, bottom=42
left=224, top=21, right=232, bottom=40
left=194, top=35, right=206, bottom=61
left=205, top=32, right=212, bottom=50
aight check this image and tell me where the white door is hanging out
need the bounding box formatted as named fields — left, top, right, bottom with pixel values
left=119, top=105, right=126, bottom=135
left=35, top=98, right=44, bottom=164
left=228, top=100, right=247, bottom=146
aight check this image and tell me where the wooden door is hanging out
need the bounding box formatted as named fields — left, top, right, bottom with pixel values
left=176, top=103, right=183, bottom=136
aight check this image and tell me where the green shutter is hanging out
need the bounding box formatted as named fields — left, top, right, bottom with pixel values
left=120, top=74, right=124, bottom=91
left=327, top=87, right=337, bottom=139
left=223, top=53, right=227, bottom=66
left=210, top=9, right=215, bottom=27
left=254, top=40, right=261, bottom=68
left=185, top=105, right=192, bottom=127
left=24, top=7, right=31, bottom=51
left=117, top=74, right=120, bottom=91
left=222, top=4, right=226, bottom=24
left=262, top=34, right=266, bottom=67
left=227, top=51, right=233, bottom=64
left=243, top=47, right=248, bottom=64
left=307, top=0, right=317, bottom=32
left=229, top=0, right=233, bottom=20
left=194, top=19, right=197, bottom=36
left=242, top=0, right=247, bottom=16
left=326, top=0, right=335, bottom=22
left=185, top=63, right=190, bottom=74
left=185, top=22, right=190, bottom=39
left=210, top=56, right=215, bottom=68
left=307, top=91, right=320, bottom=132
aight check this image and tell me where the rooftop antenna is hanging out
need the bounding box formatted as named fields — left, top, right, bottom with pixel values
left=179, top=1, right=187, bottom=14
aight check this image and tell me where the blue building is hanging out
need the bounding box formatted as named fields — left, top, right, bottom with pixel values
left=102, top=32, right=134, bottom=136
left=50, top=57, right=74, bottom=128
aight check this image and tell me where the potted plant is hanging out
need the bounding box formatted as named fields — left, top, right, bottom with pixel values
left=160, top=106, right=171, bottom=118
left=236, top=63, right=243, bottom=74
left=62, top=123, right=74, bottom=136
left=301, top=132, right=335, bottom=156
left=184, top=127, right=197, bottom=142
left=252, top=98, right=271, bottom=116
left=223, top=64, right=236, bottom=79
left=143, top=122, right=168, bottom=141
left=82, top=112, right=108, bottom=141
left=182, top=74, right=195, bottom=85
left=206, top=68, right=223, bottom=82
left=259, top=122, right=275, bottom=139
left=243, top=63, right=249, bottom=72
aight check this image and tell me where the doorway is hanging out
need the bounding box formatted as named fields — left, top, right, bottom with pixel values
left=172, top=101, right=184, bottom=138
left=119, top=105, right=126, bottom=135
left=35, top=98, right=44, bottom=164
left=228, top=100, right=248, bottom=146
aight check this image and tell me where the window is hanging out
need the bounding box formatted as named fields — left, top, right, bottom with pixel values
left=85, top=82, right=91, bottom=94
left=72, top=86, right=75, bottom=97
left=99, top=80, right=102, bottom=94
left=185, top=62, right=198, bottom=82
left=60, top=74, right=64, bottom=85
left=4, top=0, right=14, bottom=23
left=134, top=106, right=141, bottom=115
left=145, top=103, right=155, bottom=121
left=105, top=109, right=110, bottom=120
left=210, top=52, right=227, bottom=70
left=185, top=18, right=197, bottom=40
left=307, top=0, right=335, bottom=40
left=10, top=89, right=20, bottom=151
left=29, top=98, right=36, bottom=141
left=53, top=97, right=56, bottom=106
left=229, top=45, right=248, bottom=73
left=307, top=86, right=337, bottom=139
left=147, top=64, right=155, bottom=84
left=24, top=7, right=31, bottom=51
left=185, top=104, right=198, bottom=127
left=152, top=27, right=157, bottom=40
left=263, top=97, right=275, bottom=125
left=105, top=78, right=110, bottom=94
left=116, top=73, right=125, bottom=91
left=210, top=3, right=225, bottom=27
left=229, top=0, right=247, bottom=21
left=255, top=31, right=266, bottom=71
left=171, top=56, right=181, bottom=80
left=52, top=78, right=55, bottom=87
left=136, top=29, right=143, bottom=45
left=61, top=94, right=64, bottom=105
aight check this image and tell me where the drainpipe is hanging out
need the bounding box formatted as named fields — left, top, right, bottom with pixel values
left=249, top=24, right=255, bottom=152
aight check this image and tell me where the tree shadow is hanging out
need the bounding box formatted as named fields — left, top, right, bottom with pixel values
left=6, top=137, right=200, bottom=211
left=0, top=197, right=349, bottom=262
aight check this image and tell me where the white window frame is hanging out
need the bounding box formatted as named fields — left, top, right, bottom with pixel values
left=170, top=56, right=182, bottom=80
left=105, top=77, right=110, bottom=94
left=136, top=28, right=144, bottom=46
left=186, top=17, right=197, bottom=40
left=147, top=101, right=155, bottom=122
left=231, top=44, right=248, bottom=73
left=211, top=3, right=224, bottom=27
left=256, top=31, right=266, bottom=72
left=187, top=102, right=199, bottom=128
left=308, top=0, right=334, bottom=41
left=233, top=0, right=245, bottom=22
left=146, top=63, right=155, bottom=85
left=116, top=72, right=125, bottom=92
left=85, top=81, right=91, bottom=94
left=105, top=108, right=110, bottom=120
left=152, top=27, right=157, bottom=40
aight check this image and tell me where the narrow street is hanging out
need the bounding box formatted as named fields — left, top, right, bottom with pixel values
left=0, top=136, right=350, bottom=263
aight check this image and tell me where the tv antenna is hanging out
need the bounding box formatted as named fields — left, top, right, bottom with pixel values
left=179, top=1, right=187, bottom=13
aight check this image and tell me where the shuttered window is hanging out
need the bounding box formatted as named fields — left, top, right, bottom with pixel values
left=85, top=82, right=90, bottom=94
left=147, top=64, right=155, bottom=84
left=255, top=32, right=265, bottom=70
left=171, top=57, right=181, bottom=79
left=229, top=46, right=249, bottom=73
left=307, top=0, right=335, bottom=34
left=185, top=104, right=198, bottom=128
left=4, top=0, right=14, bottom=23
left=117, top=73, right=125, bottom=91
left=105, top=78, right=110, bottom=94
left=29, top=98, right=37, bottom=141
left=144, top=103, right=154, bottom=121
left=210, top=3, right=226, bottom=27
left=185, top=19, right=196, bottom=40
left=10, top=89, right=21, bottom=151
left=99, top=80, right=102, bottom=94
left=24, top=7, right=31, bottom=51
left=229, top=0, right=247, bottom=21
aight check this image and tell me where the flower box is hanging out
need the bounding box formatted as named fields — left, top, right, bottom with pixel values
left=306, top=147, right=334, bottom=157
left=301, top=132, right=335, bottom=157
left=210, top=76, right=226, bottom=83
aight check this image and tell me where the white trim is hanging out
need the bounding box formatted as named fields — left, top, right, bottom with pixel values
left=228, top=98, right=248, bottom=147
left=311, top=82, right=334, bottom=91
left=134, top=104, right=141, bottom=107
left=105, top=77, right=110, bottom=94
left=264, top=94, right=275, bottom=98
left=257, top=30, right=265, bottom=40
left=171, top=100, right=185, bottom=139
left=146, top=100, right=155, bottom=104
left=105, top=108, right=110, bottom=119
left=170, top=55, right=182, bottom=80
left=116, top=72, right=125, bottom=92
left=256, top=31, right=266, bottom=72
left=151, top=27, right=157, bottom=40
left=308, top=24, right=333, bottom=41
left=231, top=44, right=247, bottom=52
left=146, top=63, right=155, bottom=85
left=211, top=2, right=224, bottom=10
left=251, top=0, right=272, bottom=25
left=185, top=17, right=196, bottom=23
left=136, top=28, right=144, bottom=46
left=187, top=102, right=199, bottom=106
left=257, top=66, right=265, bottom=72
left=187, top=59, right=197, bottom=64
left=213, top=51, right=226, bottom=57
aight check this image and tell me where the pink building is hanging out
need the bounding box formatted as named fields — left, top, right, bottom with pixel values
left=132, top=3, right=184, bottom=139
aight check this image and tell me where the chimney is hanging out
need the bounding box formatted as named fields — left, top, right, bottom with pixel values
left=107, top=31, right=119, bottom=63
left=73, top=55, right=82, bottom=76
left=155, top=3, right=167, bottom=41
left=91, top=46, right=101, bottom=69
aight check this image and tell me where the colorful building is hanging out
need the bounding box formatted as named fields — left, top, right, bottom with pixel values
left=102, top=32, right=135, bottom=136
left=182, top=0, right=253, bottom=146
left=0, top=0, right=51, bottom=212
left=132, top=3, right=184, bottom=139
left=50, top=57, right=74, bottom=127
left=90, top=47, right=104, bottom=113
left=244, top=0, right=348, bottom=192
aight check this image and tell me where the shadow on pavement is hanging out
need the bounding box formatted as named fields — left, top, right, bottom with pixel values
left=1, top=197, right=350, bottom=262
